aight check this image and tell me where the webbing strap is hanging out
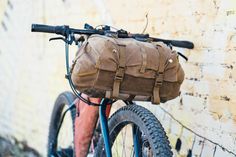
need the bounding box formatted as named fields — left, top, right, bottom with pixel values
left=152, top=45, right=165, bottom=104
left=137, top=43, right=147, bottom=73
left=140, top=52, right=147, bottom=73
left=112, top=44, right=126, bottom=98
left=153, top=72, right=164, bottom=104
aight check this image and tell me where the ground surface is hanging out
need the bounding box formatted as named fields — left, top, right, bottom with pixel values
left=0, top=136, right=41, bottom=157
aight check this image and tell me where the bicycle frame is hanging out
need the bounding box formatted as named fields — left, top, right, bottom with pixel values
left=31, top=24, right=194, bottom=157
left=99, top=98, right=112, bottom=157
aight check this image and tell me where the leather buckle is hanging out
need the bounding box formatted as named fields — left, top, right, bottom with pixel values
left=155, top=72, right=164, bottom=86
left=155, top=81, right=162, bottom=86
left=115, top=66, right=125, bottom=81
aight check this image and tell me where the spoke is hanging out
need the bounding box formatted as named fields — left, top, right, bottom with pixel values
left=122, top=126, right=128, bottom=157
left=130, top=147, right=134, bottom=157
left=115, top=141, right=119, bottom=157
left=112, top=124, right=154, bottom=157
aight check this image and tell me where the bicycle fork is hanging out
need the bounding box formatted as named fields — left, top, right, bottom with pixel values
left=99, top=98, right=112, bottom=157
left=99, top=99, right=141, bottom=157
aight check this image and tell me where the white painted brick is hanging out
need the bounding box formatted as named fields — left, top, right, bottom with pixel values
left=201, top=141, right=216, bottom=157
left=192, top=136, right=205, bottom=156
left=214, top=147, right=236, bottom=157
left=0, top=0, right=236, bottom=156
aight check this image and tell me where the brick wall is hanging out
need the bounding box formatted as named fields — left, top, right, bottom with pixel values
left=0, top=0, right=235, bottom=156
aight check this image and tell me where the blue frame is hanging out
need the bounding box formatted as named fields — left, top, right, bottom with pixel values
left=99, top=98, right=112, bottom=157
left=132, top=125, right=141, bottom=157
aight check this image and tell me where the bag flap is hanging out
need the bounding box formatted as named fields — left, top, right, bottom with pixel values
left=74, top=35, right=184, bottom=81
left=88, top=35, right=118, bottom=72
left=89, top=35, right=160, bottom=78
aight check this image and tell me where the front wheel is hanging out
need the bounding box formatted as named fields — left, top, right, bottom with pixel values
left=47, top=91, right=76, bottom=157
left=94, top=104, right=173, bottom=157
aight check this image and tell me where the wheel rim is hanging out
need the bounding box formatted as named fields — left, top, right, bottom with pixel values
left=111, top=123, right=154, bottom=157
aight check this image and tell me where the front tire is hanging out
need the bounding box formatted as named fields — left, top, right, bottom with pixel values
left=94, top=104, right=173, bottom=157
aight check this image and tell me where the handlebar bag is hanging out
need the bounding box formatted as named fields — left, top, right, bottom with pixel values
left=71, top=35, right=184, bottom=104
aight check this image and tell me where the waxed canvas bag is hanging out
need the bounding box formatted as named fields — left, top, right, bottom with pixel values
left=71, top=35, right=184, bottom=104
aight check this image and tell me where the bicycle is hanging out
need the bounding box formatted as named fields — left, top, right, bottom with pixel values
left=31, top=23, right=194, bottom=157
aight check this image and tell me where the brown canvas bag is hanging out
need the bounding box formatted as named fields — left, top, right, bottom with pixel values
left=71, top=35, right=184, bottom=104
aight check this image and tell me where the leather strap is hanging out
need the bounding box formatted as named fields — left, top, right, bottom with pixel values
left=112, top=44, right=126, bottom=98
left=152, top=45, right=165, bottom=104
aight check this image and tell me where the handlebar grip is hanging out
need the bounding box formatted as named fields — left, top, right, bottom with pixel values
left=170, top=40, right=194, bottom=49
left=31, top=24, right=57, bottom=33
left=31, top=24, right=69, bottom=36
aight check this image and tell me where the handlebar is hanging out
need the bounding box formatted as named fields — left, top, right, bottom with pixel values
left=31, top=24, right=64, bottom=34
left=152, top=38, right=194, bottom=49
left=31, top=24, right=99, bottom=36
left=31, top=23, right=194, bottom=49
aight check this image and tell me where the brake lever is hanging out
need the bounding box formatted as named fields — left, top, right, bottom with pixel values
left=49, top=37, right=66, bottom=42
left=49, top=33, right=74, bottom=45
left=177, top=52, right=188, bottom=61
